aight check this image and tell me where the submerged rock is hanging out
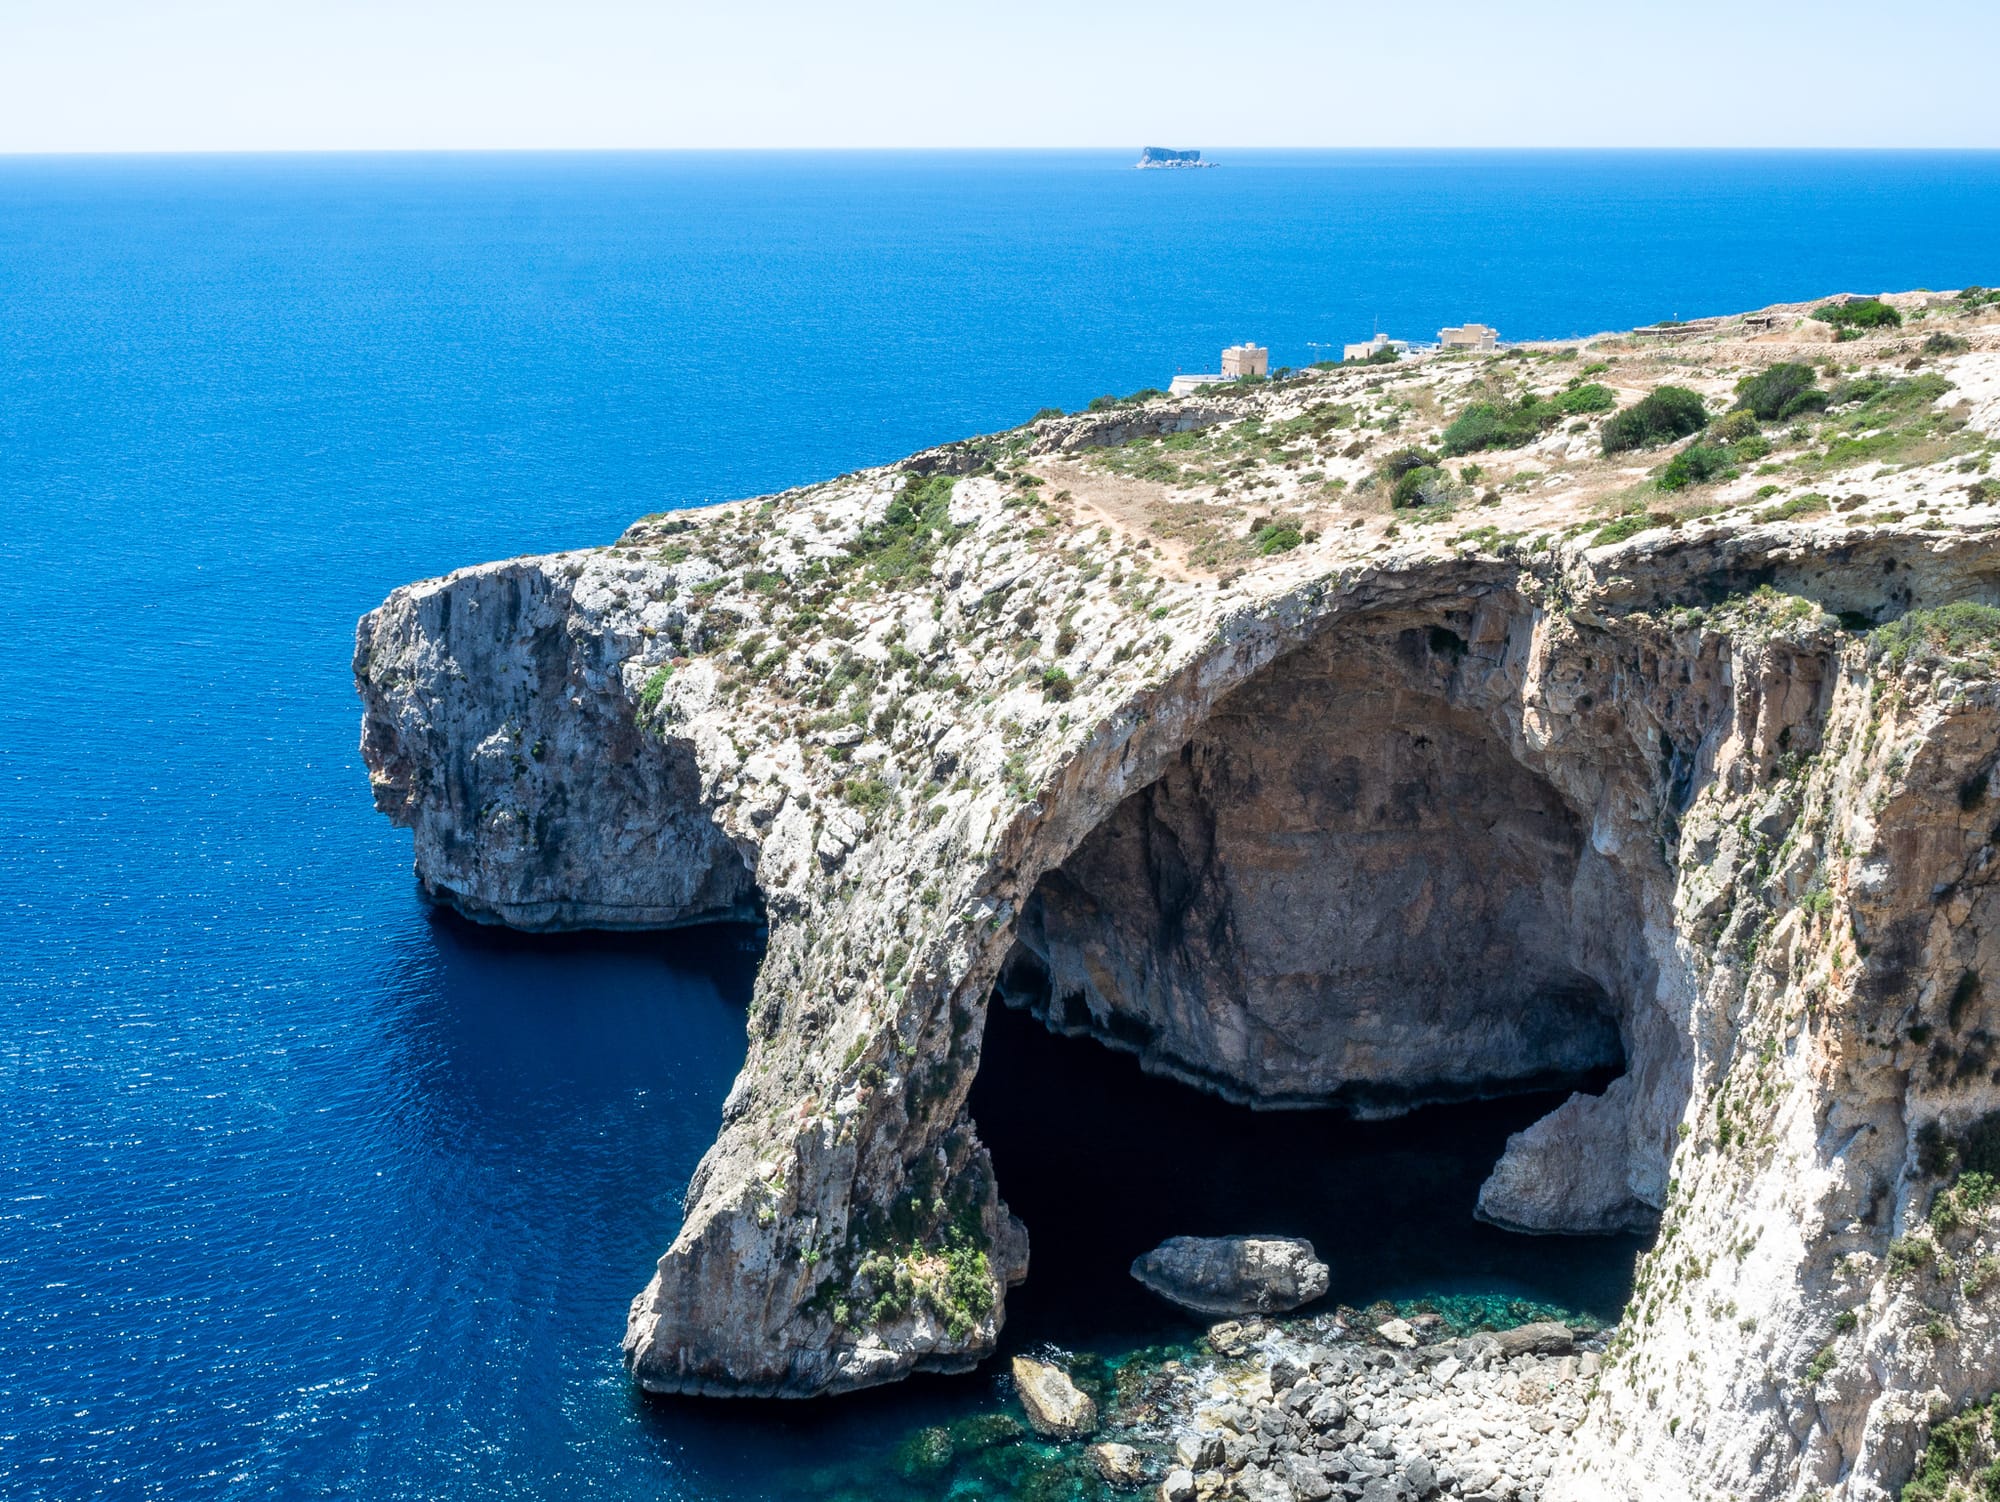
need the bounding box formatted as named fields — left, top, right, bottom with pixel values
left=1131, top=1235, right=1330, bottom=1316
left=1012, top=1355, right=1098, bottom=1439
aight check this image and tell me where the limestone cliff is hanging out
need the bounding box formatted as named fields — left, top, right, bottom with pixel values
left=358, top=291, right=2000, bottom=1497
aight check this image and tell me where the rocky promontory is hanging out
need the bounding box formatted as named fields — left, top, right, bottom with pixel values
left=358, top=289, right=2000, bottom=1499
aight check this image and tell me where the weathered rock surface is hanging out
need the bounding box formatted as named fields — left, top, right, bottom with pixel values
left=1014, top=1355, right=1099, bottom=1439
left=1475, top=1083, right=1657, bottom=1234
left=1132, top=1235, right=1332, bottom=1316
left=356, top=292, right=2000, bottom=1498
left=1090, top=1439, right=1145, bottom=1488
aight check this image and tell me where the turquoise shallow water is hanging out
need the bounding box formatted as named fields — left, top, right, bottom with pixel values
left=3, top=149, right=1998, bottom=1501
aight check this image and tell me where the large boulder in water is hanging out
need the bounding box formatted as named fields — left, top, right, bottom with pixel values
left=1010, top=1356, right=1098, bottom=1439
left=1129, top=1235, right=1330, bottom=1316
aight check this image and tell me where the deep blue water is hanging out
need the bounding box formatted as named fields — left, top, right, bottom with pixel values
left=2, top=149, right=1997, bottom=1501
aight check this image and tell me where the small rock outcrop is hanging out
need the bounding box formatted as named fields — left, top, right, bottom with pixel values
left=1089, top=1440, right=1145, bottom=1488
left=1013, top=1355, right=1099, bottom=1439
left=1131, top=1235, right=1331, bottom=1316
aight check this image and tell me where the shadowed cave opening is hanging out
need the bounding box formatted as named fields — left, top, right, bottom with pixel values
left=969, top=1002, right=1646, bottom=1352
left=970, top=614, right=1662, bottom=1342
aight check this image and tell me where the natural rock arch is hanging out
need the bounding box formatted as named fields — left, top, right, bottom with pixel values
left=991, top=602, right=1672, bottom=1237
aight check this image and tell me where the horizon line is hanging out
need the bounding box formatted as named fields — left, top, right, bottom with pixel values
left=5, top=143, right=2000, bottom=161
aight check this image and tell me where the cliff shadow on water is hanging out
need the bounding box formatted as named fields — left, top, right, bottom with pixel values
left=969, top=998, right=1650, bottom=1352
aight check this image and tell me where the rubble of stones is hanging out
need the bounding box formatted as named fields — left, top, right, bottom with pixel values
left=1134, top=1314, right=1603, bottom=1502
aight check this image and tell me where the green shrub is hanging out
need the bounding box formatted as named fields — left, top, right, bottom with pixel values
left=1900, top=1394, right=2000, bottom=1502
left=840, top=774, right=893, bottom=811
left=1733, top=362, right=1828, bottom=421
left=1872, top=603, right=2000, bottom=670
left=1039, top=666, right=1074, bottom=701
left=1602, top=386, right=1710, bottom=453
left=1888, top=1235, right=1934, bottom=1278
left=1555, top=381, right=1619, bottom=415
left=1393, top=465, right=1443, bottom=508
left=1828, top=371, right=1951, bottom=417
left=1925, top=332, right=1972, bottom=356
left=1381, top=446, right=1439, bottom=480
left=1813, top=297, right=1902, bottom=332
left=1030, top=406, right=1064, bottom=422
left=637, top=665, right=673, bottom=715
left=1658, top=442, right=1734, bottom=491
left=1254, top=522, right=1304, bottom=554
left=1709, top=409, right=1762, bottom=443
left=1440, top=399, right=1543, bottom=456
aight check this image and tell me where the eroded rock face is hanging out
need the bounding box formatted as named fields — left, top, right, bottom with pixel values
left=356, top=300, right=2000, bottom=1500
left=356, top=560, right=757, bottom=930
left=1131, top=1235, right=1331, bottom=1316
left=1001, top=610, right=1635, bottom=1113
left=1476, top=1081, right=1658, bottom=1235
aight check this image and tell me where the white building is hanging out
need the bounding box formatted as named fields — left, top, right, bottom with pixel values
left=1220, top=343, right=1268, bottom=378
left=1439, top=323, right=1499, bottom=351
left=1342, top=333, right=1410, bottom=362
left=1169, top=342, right=1269, bottom=395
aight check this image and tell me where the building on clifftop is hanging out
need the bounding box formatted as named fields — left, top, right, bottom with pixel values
left=1438, top=322, right=1499, bottom=351
left=1169, top=342, right=1268, bottom=395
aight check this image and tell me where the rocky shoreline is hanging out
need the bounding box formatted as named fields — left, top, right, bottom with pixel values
left=804, top=1302, right=1606, bottom=1502
left=1139, top=1312, right=1599, bottom=1502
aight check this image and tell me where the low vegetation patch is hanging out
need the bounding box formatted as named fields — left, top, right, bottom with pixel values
left=1602, top=385, right=1710, bottom=453
left=637, top=665, right=673, bottom=716
left=1755, top=492, right=1830, bottom=523
left=1657, top=442, right=1734, bottom=492
left=1733, top=362, right=1828, bottom=422
left=1437, top=382, right=1615, bottom=456
left=1871, top=603, right=2000, bottom=672
left=1813, top=297, right=1903, bottom=338
left=851, top=474, right=963, bottom=584
left=1803, top=372, right=1969, bottom=476
left=1901, top=1392, right=2000, bottom=1502
left=1593, top=511, right=1670, bottom=545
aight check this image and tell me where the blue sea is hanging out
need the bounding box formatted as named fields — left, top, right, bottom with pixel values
left=3, top=149, right=1997, bottom=1502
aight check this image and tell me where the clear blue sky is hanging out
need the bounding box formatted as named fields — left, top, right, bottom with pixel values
left=3, top=0, right=1995, bottom=152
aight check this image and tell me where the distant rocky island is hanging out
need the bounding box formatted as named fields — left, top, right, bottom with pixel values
left=357, top=289, right=2000, bottom=1501
left=1137, top=146, right=1213, bottom=169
